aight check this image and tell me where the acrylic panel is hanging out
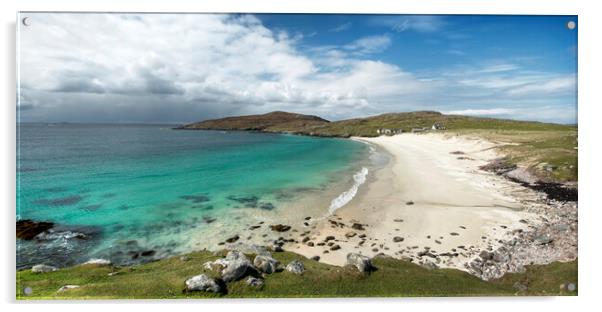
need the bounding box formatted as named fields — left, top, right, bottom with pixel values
left=16, top=13, right=578, bottom=299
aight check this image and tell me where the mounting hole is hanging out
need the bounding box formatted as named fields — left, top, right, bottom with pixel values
left=22, top=17, right=30, bottom=26
left=567, top=20, right=576, bottom=30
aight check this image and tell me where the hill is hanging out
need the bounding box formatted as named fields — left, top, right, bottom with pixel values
left=177, top=111, right=577, bottom=182
left=178, top=111, right=330, bottom=133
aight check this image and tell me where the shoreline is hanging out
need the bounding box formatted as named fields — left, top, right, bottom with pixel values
left=17, top=131, right=577, bottom=282
left=284, top=133, right=577, bottom=279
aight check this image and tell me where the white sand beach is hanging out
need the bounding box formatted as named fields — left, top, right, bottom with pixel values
left=290, top=133, right=542, bottom=270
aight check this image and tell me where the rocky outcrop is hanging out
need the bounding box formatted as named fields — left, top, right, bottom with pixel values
left=221, top=251, right=252, bottom=282
left=286, top=260, right=305, bottom=274
left=184, top=274, right=222, bottom=293
left=17, top=219, right=54, bottom=240
left=346, top=253, right=373, bottom=272
left=31, top=264, right=57, bottom=273
left=253, top=255, right=279, bottom=274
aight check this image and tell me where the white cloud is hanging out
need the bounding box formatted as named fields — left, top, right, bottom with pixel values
left=376, top=15, right=446, bottom=33
left=507, top=75, right=576, bottom=96
left=19, top=13, right=426, bottom=122
left=344, top=35, right=392, bottom=54
left=17, top=13, right=576, bottom=124
left=445, top=108, right=516, bottom=116
left=478, top=64, right=520, bottom=73
left=331, top=22, right=351, bottom=32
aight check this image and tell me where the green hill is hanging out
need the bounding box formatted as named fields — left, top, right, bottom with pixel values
left=178, top=111, right=577, bottom=182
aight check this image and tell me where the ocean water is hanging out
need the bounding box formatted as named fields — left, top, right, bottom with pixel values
left=16, top=123, right=370, bottom=268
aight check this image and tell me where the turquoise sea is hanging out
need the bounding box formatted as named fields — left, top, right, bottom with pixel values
left=16, top=123, right=369, bottom=269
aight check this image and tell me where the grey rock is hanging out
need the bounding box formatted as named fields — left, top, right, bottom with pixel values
left=253, top=255, right=279, bottom=274
left=534, top=234, right=554, bottom=245
left=286, top=260, right=305, bottom=274
left=346, top=253, right=373, bottom=272
left=479, top=250, right=494, bottom=260
left=220, top=251, right=252, bottom=282
left=32, top=264, right=57, bottom=273
left=245, top=276, right=264, bottom=287
left=57, top=285, right=80, bottom=292
left=185, top=274, right=221, bottom=293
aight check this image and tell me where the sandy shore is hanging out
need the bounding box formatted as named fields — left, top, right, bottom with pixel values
left=288, top=133, right=542, bottom=270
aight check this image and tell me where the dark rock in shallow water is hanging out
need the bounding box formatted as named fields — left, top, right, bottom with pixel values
left=34, top=195, right=84, bottom=206
left=141, top=250, right=156, bottom=257
left=180, top=194, right=210, bottom=203
left=203, top=216, right=216, bottom=224
left=258, top=202, right=275, bottom=210
left=81, top=204, right=103, bottom=211
left=270, top=224, right=291, bottom=232
left=227, top=195, right=260, bottom=208
left=17, top=219, right=54, bottom=240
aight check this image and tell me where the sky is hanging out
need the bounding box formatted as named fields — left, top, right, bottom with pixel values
left=18, top=13, right=578, bottom=124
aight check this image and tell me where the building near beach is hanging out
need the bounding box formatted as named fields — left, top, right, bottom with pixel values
left=432, top=123, right=446, bottom=130
left=376, top=128, right=403, bottom=135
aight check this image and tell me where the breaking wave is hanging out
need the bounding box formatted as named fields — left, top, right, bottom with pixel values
left=328, top=167, right=369, bottom=214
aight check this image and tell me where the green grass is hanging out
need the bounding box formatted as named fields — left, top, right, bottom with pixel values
left=16, top=251, right=577, bottom=299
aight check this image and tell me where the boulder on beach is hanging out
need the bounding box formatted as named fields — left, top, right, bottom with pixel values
left=253, top=255, right=280, bottom=274
left=31, top=264, right=57, bottom=273
left=185, top=274, right=221, bottom=293
left=346, top=253, right=373, bottom=272
left=286, top=260, right=305, bottom=274
left=270, top=224, right=291, bottom=232
left=351, top=223, right=365, bottom=231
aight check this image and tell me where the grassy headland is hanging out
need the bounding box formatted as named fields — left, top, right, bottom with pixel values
left=17, top=250, right=577, bottom=299
left=179, top=111, right=577, bottom=182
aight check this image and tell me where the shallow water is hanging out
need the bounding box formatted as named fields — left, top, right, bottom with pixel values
left=16, top=123, right=369, bottom=268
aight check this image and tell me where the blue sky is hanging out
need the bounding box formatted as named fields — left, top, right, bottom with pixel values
left=19, top=14, right=577, bottom=123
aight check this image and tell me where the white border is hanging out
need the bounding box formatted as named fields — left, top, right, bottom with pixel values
left=2, top=1, right=601, bottom=311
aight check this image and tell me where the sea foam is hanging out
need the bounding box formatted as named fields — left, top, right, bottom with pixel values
left=328, top=167, right=369, bottom=214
